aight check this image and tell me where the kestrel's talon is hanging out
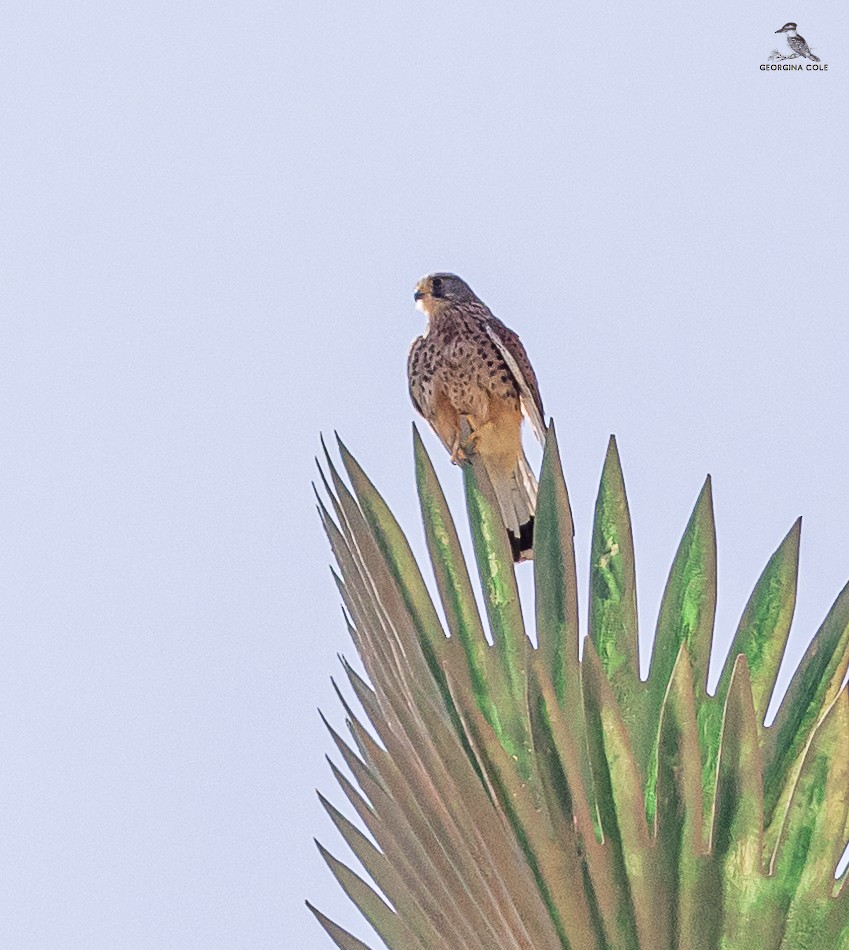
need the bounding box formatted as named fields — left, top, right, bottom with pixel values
left=449, top=437, right=468, bottom=465
left=461, top=427, right=476, bottom=447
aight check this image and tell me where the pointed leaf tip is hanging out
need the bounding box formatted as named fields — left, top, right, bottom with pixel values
left=589, top=432, right=639, bottom=726
left=712, top=516, right=802, bottom=763
left=648, top=473, right=717, bottom=699
left=334, top=431, right=353, bottom=460
left=535, top=421, right=579, bottom=703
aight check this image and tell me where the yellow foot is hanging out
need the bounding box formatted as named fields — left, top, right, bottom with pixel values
left=451, top=429, right=480, bottom=465
left=450, top=442, right=468, bottom=465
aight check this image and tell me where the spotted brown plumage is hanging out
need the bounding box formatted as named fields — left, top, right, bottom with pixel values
left=408, top=272, right=545, bottom=561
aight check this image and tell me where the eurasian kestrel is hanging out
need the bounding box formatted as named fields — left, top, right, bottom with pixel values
left=407, top=273, right=545, bottom=561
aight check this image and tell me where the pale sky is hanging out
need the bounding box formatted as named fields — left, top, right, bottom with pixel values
left=2, top=1, right=847, bottom=947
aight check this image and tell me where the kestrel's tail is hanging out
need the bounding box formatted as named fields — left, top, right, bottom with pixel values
left=488, top=450, right=539, bottom=562
left=808, top=52, right=821, bottom=61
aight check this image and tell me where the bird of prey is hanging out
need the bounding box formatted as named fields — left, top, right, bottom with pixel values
left=775, top=22, right=820, bottom=61
left=407, top=273, right=545, bottom=562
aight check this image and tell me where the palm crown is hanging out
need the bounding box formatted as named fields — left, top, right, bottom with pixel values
left=309, top=424, right=849, bottom=949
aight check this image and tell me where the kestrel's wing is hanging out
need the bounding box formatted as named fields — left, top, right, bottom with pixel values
left=407, top=335, right=428, bottom=418
left=408, top=335, right=460, bottom=455
left=485, top=317, right=546, bottom=444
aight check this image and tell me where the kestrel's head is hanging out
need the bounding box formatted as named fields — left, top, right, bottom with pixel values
left=775, top=22, right=797, bottom=32
left=414, top=273, right=478, bottom=314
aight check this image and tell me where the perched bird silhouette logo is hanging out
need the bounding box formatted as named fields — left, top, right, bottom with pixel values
left=408, top=273, right=545, bottom=562
left=774, top=22, right=820, bottom=61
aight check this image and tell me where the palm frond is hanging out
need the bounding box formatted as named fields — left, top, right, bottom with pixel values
left=310, top=426, right=849, bottom=949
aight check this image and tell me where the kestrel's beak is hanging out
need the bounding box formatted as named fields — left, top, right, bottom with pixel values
left=414, top=281, right=430, bottom=313
left=775, top=27, right=782, bottom=32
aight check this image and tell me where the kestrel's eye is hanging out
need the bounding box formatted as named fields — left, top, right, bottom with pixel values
left=431, top=277, right=443, bottom=297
